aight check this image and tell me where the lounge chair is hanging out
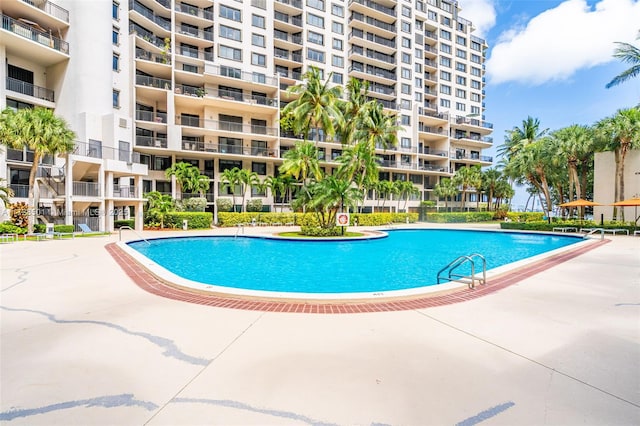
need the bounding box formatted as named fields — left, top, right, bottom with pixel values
left=78, top=223, right=100, bottom=235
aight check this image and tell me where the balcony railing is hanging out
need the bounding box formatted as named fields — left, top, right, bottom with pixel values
left=1, top=15, right=69, bottom=54
left=349, top=62, right=396, bottom=81
left=21, top=0, right=69, bottom=23
left=174, top=3, right=214, bottom=20
left=113, top=185, right=139, bottom=198
left=73, top=181, right=100, bottom=197
left=177, top=45, right=213, bottom=61
left=6, top=77, right=55, bottom=102
left=275, top=0, right=302, bottom=8
left=349, top=46, right=395, bottom=65
left=350, top=0, right=396, bottom=18
left=419, top=148, right=448, bottom=156
left=349, top=29, right=396, bottom=49
left=207, top=64, right=278, bottom=86
left=136, top=135, right=167, bottom=148
left=136, top=74, right=172, bottom=90
left=136, top=110, right=168, bottom=123
left=74, top=141, right=143, bottom=163
left=212, top=89, right=278, bottom=106
left=181, top=141, right=279, bottom=157
left=135, top=48, right=171, bottom=65
left=9, top=184, right=29, bottom=198
left=129, top=0, right=171, bottom=30
left=176, top=26, right=213, bottom=41
left=177, top=116, right=278, bottom=136
left=350, top=12, right=396, bottom=33
left=451, top=152, right=493, bottom=162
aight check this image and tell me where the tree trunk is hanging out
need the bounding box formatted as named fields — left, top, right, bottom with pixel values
left=618, top=142, right=629, bottom=222
left=613, top=148, right=622, bottom=220
left=28, top=153, right=41, bottom=234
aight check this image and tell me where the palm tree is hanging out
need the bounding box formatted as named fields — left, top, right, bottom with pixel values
left=165, top=161, right=209, bottom=196
left=282, top=66, right=343, bottom=144
left=308, top=175, right=362, bottom=231
left=606, top=31, right=640, bottom=89
left=337, top=77, right=370, bottom=145
left=0, top=107, right=76, bottom=233
left=393, top=180, right=419, bottom=212
left=434, top=178, right=457, bottom=212
left=551, top=125, right=594, bottom=216
left=595, top=107, right=640, bottom=220
left=263, top=175, right=284, bottom=212
left=375, top=180, right=394, bottom=212
left=335, top=140, right=380, bottom=211
left=0, top=178, right=14, bottom=216
left=220, top=167, right=242, bottom=212
left=145, top=191, right=175, bottom=229
left=238, top=168, right=260, bottom=212
left=481, top=168, right=502, bottom=211
left=279, top=141, right=323, bottom=191
left=453, top=165, right=482, bottom=212
left=357, top=101, right=400, bottom=151
left=499, top=116, right=549, bottom=159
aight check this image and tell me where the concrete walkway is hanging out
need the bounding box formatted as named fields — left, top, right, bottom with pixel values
left=1, top=225, right=638, bottom=425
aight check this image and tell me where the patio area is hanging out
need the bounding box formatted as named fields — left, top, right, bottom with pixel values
left=1, top=224, right=638, bottom=425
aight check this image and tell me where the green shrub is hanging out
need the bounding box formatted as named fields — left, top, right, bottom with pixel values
left=164, top=212, right=213, bottom=229
left=114, top=219, right=135, bottom=229
left=34, top=223, right=46, bottom=233
left=54, top=225, right=74, bottom=233
left=425, top=212, right=494, bottom=223
left=0, top=221, right=26, bottom=234
left=180, top=197, right=207, bottom=212
left=506, top=212, right=545, bottom=222
left=300, top=226, right=342, bottom=237
left=217, top=212, right=298, bottom=226
left=246, top=199, right=263, bottom=212
left=216, top=198, right=233, bottom=212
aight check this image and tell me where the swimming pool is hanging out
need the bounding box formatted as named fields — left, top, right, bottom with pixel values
left=126, top=229, right=583, bottom=297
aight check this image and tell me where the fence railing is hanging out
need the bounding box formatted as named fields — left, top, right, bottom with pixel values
left=1, top=15, right=69, bottom=54
left=6, top=77, right=55, bottom=102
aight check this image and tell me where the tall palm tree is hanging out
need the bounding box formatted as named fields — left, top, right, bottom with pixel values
left=165, top=161, right=209, bottom=196
left=279, top=141, right=323, bottom=186
left=498, top=116, right=549, bottom=160
left=606, top=32, right=640, bottom=89
left=282, top=66, right=343, bottom=144
left=434, top=178, right=457, bottom=212
left=595, top=107, right=640, bottom=220
left=310, top=175, right=362, bottom=231
left=393, top=180, right=419, bottom=212
left=481, top=168, right=501, bottom=211
left=357, top=101, right=400, bottom=151
left=0, top=107, right=76, bottom=233
left=453, top=165, right=482, bottom=212
left=237, top=168, right=260, bottom=213
left=375, top=180, right=394, bottom=212
left=335, top=140, right=380, bottom=211
left=145, top=191, right=175, bottom=229
left=337, top=77, right=370, bottom=145
left=263, top=175, right=284, bottom=212
left=220, top=167, right=242, bottom=212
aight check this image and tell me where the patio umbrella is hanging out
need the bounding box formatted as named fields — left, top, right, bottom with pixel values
left=611, top=197, right=640, bottom=225
left=558, top=199, right=603, bottom=207
left=558, top=199, right=603, bottom=222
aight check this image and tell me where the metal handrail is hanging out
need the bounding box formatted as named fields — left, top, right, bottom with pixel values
left=437, top=253, right=486, bottom=289
left=118, top=226, right=150, bottom=245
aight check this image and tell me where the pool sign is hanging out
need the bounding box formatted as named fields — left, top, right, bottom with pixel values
left=336, top=212, right=350, bottom=226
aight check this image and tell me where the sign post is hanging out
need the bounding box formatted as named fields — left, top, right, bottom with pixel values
left=336, top=212, right=349, bottom=235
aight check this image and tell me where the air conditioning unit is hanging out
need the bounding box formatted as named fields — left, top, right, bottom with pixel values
left=119, top=117, right=130, bottom=128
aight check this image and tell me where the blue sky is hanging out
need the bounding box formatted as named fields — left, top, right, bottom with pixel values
left=458, top=0, right=640, bottom=208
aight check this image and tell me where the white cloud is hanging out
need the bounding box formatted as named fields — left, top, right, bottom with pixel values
left=458, top=0, right=497, bottom=38
left=486, top=0, right=640, bottom=85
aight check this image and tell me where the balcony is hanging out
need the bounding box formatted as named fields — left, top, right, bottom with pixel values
left=181, top=141, right=279, bottom=157
left=349, top=0, right=396, bottom=19
left=136, top=135, right=167, bottom=148
left=207, top=64, right=278, bottom=87
left=1, top=14, right=69, bottom=54
left=177, top=45, right=213, bottom=62
left=211, top=88, right=278, bottom=107
left=9, top=184, right=29, bottom=198
left=174, top=3, right=213, bottom=20
left=19, top=0, right=69, bottom=22
left=135, top=109, right=168, bottom=123
left=177, top=116, right=278, bottom=136
left=74, top=141, right=143, bottom=163
left=6, top=77, right=54, bottom=102
left=135, top=47, right=170, bottom=65
left=73, top=181, right=100, bottom=197
left=136, top=74, right=172, bottom=90
left=349, top=12, right=396, bottom=35
left=113, top=185, right=139, bottom=198
left=129, top=0, right=171, bottom=31
left=349, top=45, right=395, bottom=66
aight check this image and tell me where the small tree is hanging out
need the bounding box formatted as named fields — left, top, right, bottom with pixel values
left=220, top=167, right=242, bottom=212
left=145, top=191, right=175, bottom=228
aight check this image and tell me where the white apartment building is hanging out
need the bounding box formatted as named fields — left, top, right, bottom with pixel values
left=1, top=0, right=492, bottom=227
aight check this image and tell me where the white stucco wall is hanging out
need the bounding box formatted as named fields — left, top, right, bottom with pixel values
left=593, top=150, right=640, bottom=222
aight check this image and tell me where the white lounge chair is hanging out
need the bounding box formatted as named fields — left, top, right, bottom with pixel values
left=78, top=223, right=100, bottom=235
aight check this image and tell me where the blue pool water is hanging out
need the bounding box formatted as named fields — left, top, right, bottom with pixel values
left=128, top=230, right=581, bottom=294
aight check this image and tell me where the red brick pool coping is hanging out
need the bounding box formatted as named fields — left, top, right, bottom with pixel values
left=106, top=238, right=609, bottom=314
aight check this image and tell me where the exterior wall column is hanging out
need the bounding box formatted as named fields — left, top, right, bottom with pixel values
left=103, top=169, right=112, bottom=233
left=65, top=157, right=74, bottom=227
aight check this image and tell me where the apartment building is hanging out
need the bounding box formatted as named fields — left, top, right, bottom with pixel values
left=1, top=0, right=492, bottom=228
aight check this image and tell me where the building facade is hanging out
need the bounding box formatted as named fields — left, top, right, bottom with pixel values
left=1, top=0, right=492, bottom=228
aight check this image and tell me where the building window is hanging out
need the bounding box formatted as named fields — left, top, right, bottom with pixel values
left=471, top=93, right=481, bottom=102
left=401, top=52, right=411, bottom=64
left=252, top=53, right=266, bottom=66
left=456, top=102, right=466, bottom=111
left=471, top=67, right=482, bottom=77
left=414, top=92, right=422, bottom=102
left=307, top=48, right=325, bottom=63
left=401, top=21, right=411, bottom=33
left=440, top=56, right=451, bottom=67
left=252, top=162, right=267, bottom=175
left=332, top=55, right=343, bottom=67
left=456, top=49, right=467, bottom=59
left=252, top=33, right=265, bottom=47
left=471, top=80, right=481, bottom=89
left=440, top=71, right=451, bottom=81
left=401, top=83, right=411, bottom=94
left=471, top=54, right=482, bottom=64
left=112, top=1, right=119, bottom=20
left=332, top=72, right=343, bottom=84
left=220, top=5, right=241, bottom=21
left=402, top=5, right=411, bottom=17
left=401, top=137, right=411, bottom=148
left=400, top=99, right=411, bottom=110
left=307, top=0, right=325, bottom=10
left=440, top=29, right=451, bottom=40
left=307, top=13, right=324, bottom=28
left=253, top=73, right=266, bottom=84
left=112, top=53, right=119, bottom=71
left=401, top=67, right=411, bottom=79
left=471, top=106, right=480, bottom=115
left=441, top=43, right=451, bottom=54
left=401, top=115, right=410, bottom=125
left=332, top=21, right=343, bottom=34
left=332, top=4, right=344, bottom=17
left=456, top=89, right=466, bottom=98
left=456, top=76, right=466, bottom=85
left=219, top=45, right=242, bottom=61
left=308, top=31, right=324, bottom=45
left=456, top=62, right=466, bottom=72
left=456, top=35, right=467, bottom=46
left=402, top=37, right=411, bottom=48
left=440, top=99, right=450, bottom=108
left=113, top=89, right=120, bottom=108
left=252, top=14, right=265, bottom=28
left=112, top=27, right=119, bottom=45
left=220, top=25, right=241, bottom=41
left=471, top=41, right=482, bottom=51
left=332, top=38, right=343, bottom=50
left=440, top=85, right=451, bottom=95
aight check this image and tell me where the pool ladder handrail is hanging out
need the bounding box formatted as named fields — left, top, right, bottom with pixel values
left=583, top=227, right=604, bottom=240
left=235, top=223, right=244, bottom=238
left=118, top=226, right=151, bottom=245
left=437, top=253, right=486, bottom=289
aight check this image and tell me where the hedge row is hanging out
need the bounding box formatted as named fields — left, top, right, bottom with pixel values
left=506, top=212, right=545, bottom=222
left=500, top=220, right=636, bottom=232
left=216, top=212, right=419, bottom=227
left=163, top=212, right=213, bottom=229
left=425, top=212, right=494, bottom=223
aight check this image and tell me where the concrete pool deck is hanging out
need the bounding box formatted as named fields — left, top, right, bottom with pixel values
left=1, top=223, right=639, bottom=425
